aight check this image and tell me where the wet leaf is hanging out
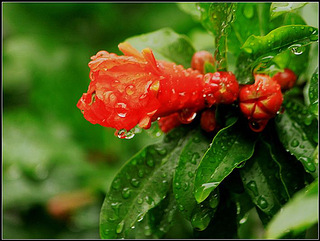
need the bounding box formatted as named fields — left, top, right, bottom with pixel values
left=173, top=128, right=217, bottom=230
left=270, top=2, right=308, bottom=20
left=275, top=98, right=318, bottom=176
left=194, top=119, right=258, bottom=203
left=125, top=28, right=195, bottom=68
left=308, top=67, right=319, bottom=117
left=265, top=179, right=318, bottom=238
left=239, top=140, right=290, bottom=224
left=99, top=126, right=194, bottom=239
left=197, top=2, right=236, bottom=71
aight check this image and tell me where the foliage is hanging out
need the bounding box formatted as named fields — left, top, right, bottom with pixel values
left=3, top=2, right=318, bottom=239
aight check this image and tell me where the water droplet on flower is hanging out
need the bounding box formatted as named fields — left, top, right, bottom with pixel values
left=115, top=129, right=135, bottom=139
left=115, top=102, right=128, bottom=118
left=122, top=187, right=131, bottom=199
left=125, top=85, right=136, bottom=95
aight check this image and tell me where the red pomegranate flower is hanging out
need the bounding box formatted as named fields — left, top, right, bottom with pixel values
left=77, top=42, right=239, bottom=135
left=239, top=74, right=283, bottom=132
left=272, top=68, right=297, bottom=90
left=191, top=50, right=215, bottom=74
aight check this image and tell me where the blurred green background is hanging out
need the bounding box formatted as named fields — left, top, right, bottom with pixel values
left=3, top=2, right=208, bottom=239
left=3, top=2, right=319, bottom=239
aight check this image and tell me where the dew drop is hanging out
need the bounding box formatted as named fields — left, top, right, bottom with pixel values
left=137, top=198, right=143, bottom=204
left=178, top=204, right=185, bottom=211
left=175, top=182, right=181, bottom=189
left=122, top=187, right=131, bottom=199
left=145, top=196, right=155, bottom=205
left=138, top=169, right=144, bottom=178
left=155, top=147, right=167, bottom=156
left=257, top=196, right=268, bottom=209
left=304, top=115, right=313, bottom=126
left=289, top=44, right=305, bottom=55
left=183, top=182, right=189, bottom=191
left=125, top=84, right=136, bottom=95
left=247, top=181, right=259, bottom=196
left=115, top=102, right=128, bottom=118
left=191, top=152, right=201, bottom=164
left=115, top=129, right=135, bottom=140
left=300, top=157, right=316, bottom=172
left=112, top=178, right=121, bottom=190
left=146, top=159, right=155, bottom=167
left=116, top=220, right=125, bottom=234
left=188, top=171, right=194, bottom=178
left=130, top=178, right=140, bottom=187
left=290, top=139, right=299, bottom=148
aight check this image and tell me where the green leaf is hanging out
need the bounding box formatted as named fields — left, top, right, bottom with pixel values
left=99, top=126, right=194, bottom=239
left=194, top=119, right=258, bottom=203
left=173, top=128, right=216, bottom=230
left=236, top=25, right=318, bottom=84
left=265, top=179, right=318, bottom=239
left=275, top=98, right=318, bottom=175
left=177, top=3, right=200, bottom=21
left=308, top=67, right=319, bottom=117
left=241, top=25, right=318, bottom=56
left=125, top=187, right=178, bottom=239
left=261, top=126, right=306, bottom=198
left=270, top=2, right=308, bottom=20
left=193, top=188, right=238, bottom=239
left=125, top=28, right=196, bottom=68
left=197, top=2, right=236, bottom=71
left=228, top=3, right=270, bottom=57
left=239, top=140, right=291, bottom=224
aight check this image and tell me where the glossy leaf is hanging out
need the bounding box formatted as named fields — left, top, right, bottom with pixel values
left=197, top=2, right=236, bottom=71
left=275, top=98, right=318, bottom=175
left=99, top=126, right=193, bottom=239
left=228, top=3, right=270, bottom=57
left=308, top=67, right=319, bottom=117
left=125, top=187, right=178, bottom=239
left=261, top=126, right=306, bottom=198
left=241, top=25, right=318, bottom=56
left=193, top=188, right=238, bottom=239
left=126, top=28, right=195, bottom=68
left=173, top=128, right=216, bottom=230
left=236, top=25, right=318, bottom=84
left=239, top=140, right=290, bottom=224
left=194, top=119, right=257, bottom=203
left=270, top=2, right=308, bottom=20
left=177, top=3, right=200, bottom=21
left=265, top=179, right=318, bottom=239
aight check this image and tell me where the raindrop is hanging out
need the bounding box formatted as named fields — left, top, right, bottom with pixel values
left=257, top=196, right=268, bottom=209
left=146, top=159, right=155, bottom=167
left=289, top=44, right=305, bottom=55
left=188, top=171, right=194, bottom=178
left=300, top=157, right=316, bottom=172
left=175, top=182, right=181, bottom=189
left=304, top=115, right=313, bottom=126
left=116, top=220, right=125, bottom=234
left=183, top=182, right=189, bottom=191
left=125, top=85, right=136, bottom=95
left=247, top=181, right=259, bottom=196
left=191, top=152, right=200, bottom=164
left=155, top=147, right=167, bottom=156
left=290, top=139, right=299, bottom=148
left=138, top=169, right=144, bottom=178
left=115, top=129, right=135, bottom=139
left=122, top=187, right=131, bottom=199
left=112, top=178, right=121, bottom=190
left=115, top=103, right=128, bottom=118
left=178, top=204, right=185, bottom=211
left=145, top=196, right=155, bottom=205
left=111, top=202, right=122, bottom=216
left=137, top=198, right=143, bottom=204
left=130, top=178, right=140, bottom=187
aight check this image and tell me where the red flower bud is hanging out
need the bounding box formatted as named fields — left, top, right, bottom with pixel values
left=200, top=108, right=217, bottom=132
left=158, top=113, right=182, bottom=133
left=191, top=50, right=215, bottom=74
left=239, top=74, right=283, bottom=132
left=272, top=68, right=297, bottom=90
left=77, top=42, right=239, bottom=135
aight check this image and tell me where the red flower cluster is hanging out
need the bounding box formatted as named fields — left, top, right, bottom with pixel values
left=239, top=74, right=283, bottom=132
left=77, top=43, right=239, bottom=135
